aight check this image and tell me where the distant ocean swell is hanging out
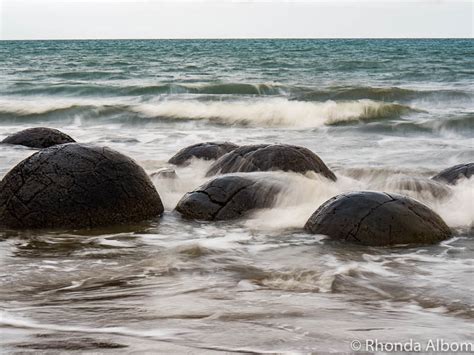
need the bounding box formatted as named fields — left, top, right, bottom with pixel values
left=4, top=83, right=473, bottom=102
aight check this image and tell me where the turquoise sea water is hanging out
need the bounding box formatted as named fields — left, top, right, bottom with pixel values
left=0, top=39, right=473, bottom=352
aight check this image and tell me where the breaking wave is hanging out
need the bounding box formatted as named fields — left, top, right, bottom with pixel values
left=0, top=98, right=417, bottom=128
left=134, top=99, right=415, bottom=127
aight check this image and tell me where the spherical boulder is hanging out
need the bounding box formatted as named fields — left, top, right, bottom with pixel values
left=206, top=144, right=337, bottom=181
left=175, top=174, right=282, bottom=220
left=304, top=191, right=451, bottom=246
left=169, top=142, right=238, bottom=166
left=2, top=127, right=75, bottom=148
left=432, top=163, right=473, bottom=185
left=0, top=143, right=164, bottom=229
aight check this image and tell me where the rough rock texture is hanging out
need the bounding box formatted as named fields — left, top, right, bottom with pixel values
left=385, top=176, right=451, bottom=199
left=432, top=163, right=474, bottom=185
left=175, top=174, right=282, bottom=220
left=206, top=144, right=337, bottom=181
left=2, top=127, right=75, bottom=148
left=169, top=142, right=238, bottom=166
left=0, top=143, right=164, bottom=229
left=304, top=191, right=451, bottom=246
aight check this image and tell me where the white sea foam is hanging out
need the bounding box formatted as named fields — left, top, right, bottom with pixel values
left=0, top=310, right=178, bottom=339
left=429, top=178, right=474, bottom=229
left=243, top=171, right=473, bottom=231
left=0, top=97, right=414, bottom=128
left=150, top=157, right=474, bottom=231
left=135, top=98, right=412, bottom=128
left=0, top=98, right=114, bottom=115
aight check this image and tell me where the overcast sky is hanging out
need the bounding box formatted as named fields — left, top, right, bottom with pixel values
left=1, top=0, right=472, bottom=40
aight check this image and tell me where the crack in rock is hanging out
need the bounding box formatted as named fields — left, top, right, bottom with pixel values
left=0, top=143, right=164, bottom=229
left=206, top=144, right=337, bottom=181
left=175, top=175, right=282, bottom=221
left=304, top=191, right=452, bottom=246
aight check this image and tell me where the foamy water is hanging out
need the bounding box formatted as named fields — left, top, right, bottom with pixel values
left=0, top=39, right=473, bottom=353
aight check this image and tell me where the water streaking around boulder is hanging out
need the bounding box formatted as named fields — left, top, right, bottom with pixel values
left=0, top=39, right=473, bottom=353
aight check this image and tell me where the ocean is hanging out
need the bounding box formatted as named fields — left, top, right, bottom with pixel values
left=0, top=39, right=473, bottom=352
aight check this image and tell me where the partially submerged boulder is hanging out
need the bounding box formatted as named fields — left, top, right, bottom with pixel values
left=175, top=174, right=282, bottom=220
left=206, top=144, right=336, bottom=181
left=432, top=163, right=473, bottom=185
left=2, top=127, right=75, bottom=148
left=0, top=143, right=164, bottom=229
left=150, top=168, right=178, bottom=180
left=304, top=191, right=451, bottom=246
left=169, top=142, right=238, bottom=166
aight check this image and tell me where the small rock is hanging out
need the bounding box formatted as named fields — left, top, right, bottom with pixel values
left=432, top=163, right=474, bottom=185
left=2, top=127, right=75, bottom=148
left=150, top=168, right=178, bottom=180
left=169, top=142, right=238, bottom=166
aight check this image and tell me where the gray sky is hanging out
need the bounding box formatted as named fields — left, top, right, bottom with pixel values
left=1, top=0, right=472, bottom=40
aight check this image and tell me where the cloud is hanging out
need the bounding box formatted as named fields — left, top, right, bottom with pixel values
left=1, top=0, right=472, bottom=39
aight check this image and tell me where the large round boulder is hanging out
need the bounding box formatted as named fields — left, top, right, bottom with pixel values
left=206, top=144, right=337, bottom=181
left=0, top=143, right=164, bottom=229
left=169, top=142, right=238, bottom=166
left=2, top=127, right=75, bottom=148
left=304, top=191, right=451, bottom=246
left=432, top=163, right=473, bottom=185
left=175, top=174, right=282, bottom=220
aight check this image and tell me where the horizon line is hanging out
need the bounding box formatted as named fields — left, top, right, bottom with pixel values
left=1, top=37, right=472, bottom=41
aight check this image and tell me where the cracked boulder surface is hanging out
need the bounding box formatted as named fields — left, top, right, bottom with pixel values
left=2, top=127, right=75, bottom=148
left=432, top=163, right=473, bottom=185
left=168, top=142, right=238, bottom=166
left=304, top=191, right=452, bottom=246
left=0, top=143, right=164, bottom=229
left=175, top=174, right=282, bottom=220
left=206, top=144, right=337, bottom=181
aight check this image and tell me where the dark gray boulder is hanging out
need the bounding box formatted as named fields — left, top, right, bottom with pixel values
left=206, top=144, right=337, bottom=181
left=304, top=191, right=451, bottom=246
left=169, top=142, right=238, bottom=166
left=2, top=127, right=75, bottom=148
left=0, top=143, right=164, bottom=229
left=175, top=174, right=282, bottom=220
left=432, top=163, right=474, bottom=185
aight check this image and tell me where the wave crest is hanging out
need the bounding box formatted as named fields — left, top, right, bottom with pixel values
left=5, top=82, right=472, bottom=104
left=0, top=98, right=415, bottom=128
left=135, top=99, right=415, bottom=127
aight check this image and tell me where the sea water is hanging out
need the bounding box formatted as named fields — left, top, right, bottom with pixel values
left=0, top=39, right=472, bottom=352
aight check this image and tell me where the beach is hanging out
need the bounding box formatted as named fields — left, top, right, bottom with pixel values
left=0, top=39, right=473, bottom=352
